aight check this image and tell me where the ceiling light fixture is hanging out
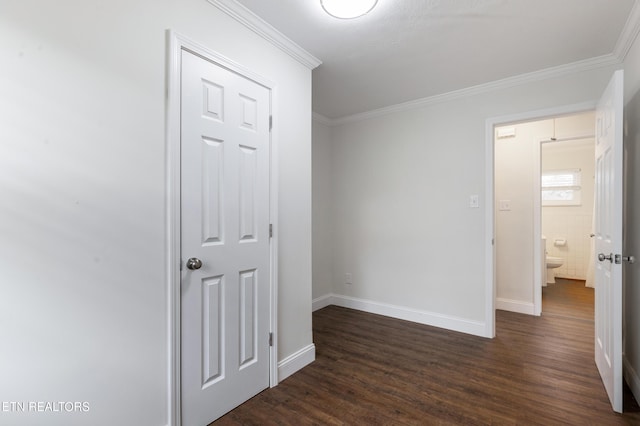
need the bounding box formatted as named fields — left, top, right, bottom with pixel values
left=321, top=0, right=378, bottom=19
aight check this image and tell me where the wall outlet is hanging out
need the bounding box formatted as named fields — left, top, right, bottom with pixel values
left=345, top=273, right=353, bottom=285
left=499, top=200, right=511, bottom=211
left=469, top=194, right=479, bottom=208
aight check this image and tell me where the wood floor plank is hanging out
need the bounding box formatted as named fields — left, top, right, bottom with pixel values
left=213, top=279, right=640, bottom=425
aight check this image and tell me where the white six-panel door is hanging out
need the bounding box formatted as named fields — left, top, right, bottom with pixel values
left=594, top=69, right=623, bottom=413
left=180, top=49, right=271, bottom=426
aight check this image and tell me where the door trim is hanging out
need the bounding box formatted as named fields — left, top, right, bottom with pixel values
left=165, top=30, right=278, bottom=426
left=484, top=100, right=596, bottom=338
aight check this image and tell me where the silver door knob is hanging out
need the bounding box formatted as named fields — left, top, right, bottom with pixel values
left=598, top=253, right=613, bottom=262
left=186, top=258, right=203, bottom=270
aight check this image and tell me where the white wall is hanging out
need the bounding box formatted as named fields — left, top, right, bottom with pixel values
left=622, top=23, right=640, bottom=407
left=495, top=119, right=552, bottom=309
left=320, top=65, right=619, bottom=335
left=542, top=137, right=595, bottom=280
left=312, top=118, right=334, bottom=300
left=0, top=1, right=313, bottom=425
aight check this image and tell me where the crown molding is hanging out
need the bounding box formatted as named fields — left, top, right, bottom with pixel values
left=322, top=54, right=621, bottom=127
left=614, top=0, right=640, bottom=61
left=207, top=0, right=322, bottom=70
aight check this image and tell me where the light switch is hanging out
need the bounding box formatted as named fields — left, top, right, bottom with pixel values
left=469, top=195, right=479, bottom=208
left=499, top=200, right=511, bottom=211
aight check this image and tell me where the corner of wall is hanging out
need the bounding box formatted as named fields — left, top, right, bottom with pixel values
left=624, top=355, right=640, bottom=405
left=312, top=294, right=334, bottom=312
left=277, top=344, right=315, bottom=382
left=496, top=298, right=536, bottom=316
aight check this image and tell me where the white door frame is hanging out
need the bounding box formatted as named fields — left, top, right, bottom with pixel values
left=484, top=100, right=596, bottom=337
left=165, top=30, right=279, bottom=426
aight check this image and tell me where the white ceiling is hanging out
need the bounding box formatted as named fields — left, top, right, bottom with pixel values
left=235, top=0, right=636, bottom=119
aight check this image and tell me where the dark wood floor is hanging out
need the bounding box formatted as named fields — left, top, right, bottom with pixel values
left=542, top=277, right=594, bottom=321
left=214, top=280, right=640, bottom=425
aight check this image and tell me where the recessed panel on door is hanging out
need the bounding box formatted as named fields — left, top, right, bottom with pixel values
left=203, top=79, right=224, bottom=122
left=239, top=145, right=257, bottom=242
left=239, top=269, right=257, bottom=368
left=202, top=137, right=224, bottom=245
left=239, top=94, right=257, bottom=132
left=202, top=276, right=224, bottom=388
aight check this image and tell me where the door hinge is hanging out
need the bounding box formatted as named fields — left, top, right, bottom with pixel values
left=269, top=224, right=273, bottom=238
left=269, top=332, right=273, bottom=347
left=269, top=115, right=273, bottom=131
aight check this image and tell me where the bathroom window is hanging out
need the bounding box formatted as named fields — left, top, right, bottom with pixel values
left=541, top=169, right=581, bottom=206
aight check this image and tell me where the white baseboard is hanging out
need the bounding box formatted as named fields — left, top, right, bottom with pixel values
left=325, top=294, right=488, bottom=338
left=496, top=298, right=535, bottom=315
left=277, top=343, right=315, bottom=382
left=312, top=294, right=333, bottom=312
left=624, top=355, right=640, bottom=405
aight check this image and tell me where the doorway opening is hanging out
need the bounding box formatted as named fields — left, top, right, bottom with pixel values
left=493, top=111, right=596, bottom=319
left=483, top=100, right=596, bottom=338
left=540, top=132, right=596, bottom=320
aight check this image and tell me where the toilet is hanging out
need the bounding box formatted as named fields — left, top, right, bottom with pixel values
left=546, top=256, right=564, bottom=284
left=542, top=236, right=564, bottom=285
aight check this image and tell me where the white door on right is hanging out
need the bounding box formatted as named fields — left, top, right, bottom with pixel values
left=594, top=69, right=624, bottom=413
